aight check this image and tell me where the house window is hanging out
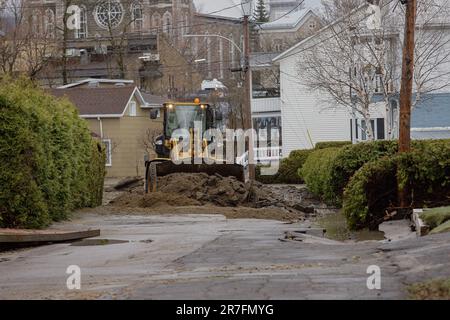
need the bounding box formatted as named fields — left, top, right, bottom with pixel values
left=351, top=118, right=386, bottom=141
left=102, top=139, right=112, bottom=166
left=129, top=101, right=137, bottom=117
left=374, top=74, right=383, bottom=93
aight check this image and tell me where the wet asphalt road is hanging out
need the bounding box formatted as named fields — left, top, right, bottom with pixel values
left=0, top=213, right=449, bottom=300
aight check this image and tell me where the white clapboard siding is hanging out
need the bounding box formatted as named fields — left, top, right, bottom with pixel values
left=279, top=54, right=351, bottom=157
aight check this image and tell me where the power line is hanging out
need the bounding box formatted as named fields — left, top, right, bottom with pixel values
left=254, top=0, right=306, bottom=25
left=269, top=0, right=397, bottom=63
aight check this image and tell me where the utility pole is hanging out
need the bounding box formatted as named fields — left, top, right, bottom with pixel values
left=243, top=13, right=256, bottom=180
left=398, top=0, right=416, bottom=154
left=398, top=0, right=417, bottom=207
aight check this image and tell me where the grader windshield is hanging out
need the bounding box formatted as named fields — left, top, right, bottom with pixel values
left=165, top=104, right=207, bottom=138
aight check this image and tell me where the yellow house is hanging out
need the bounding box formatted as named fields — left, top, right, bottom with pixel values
left=50, top=80, right=164, bottom=178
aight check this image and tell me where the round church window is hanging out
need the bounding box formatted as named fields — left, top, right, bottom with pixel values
left=95, top=0, right=124, bottom=29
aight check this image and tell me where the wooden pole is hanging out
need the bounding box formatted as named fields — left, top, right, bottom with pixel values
left=398, top=0, right=417, bottom=207
left=243, top=14, right=255, bottom=180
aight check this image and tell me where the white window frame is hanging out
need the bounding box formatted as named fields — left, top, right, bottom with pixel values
left=102, top=139, right=112, bottom=167
left=352, top=118, right=385, bottom=142
left=129, top=101, right=137, bottom=117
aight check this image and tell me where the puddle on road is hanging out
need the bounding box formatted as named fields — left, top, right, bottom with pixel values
left=315, top=211, right=385, bottom=242
left=70, top=239, right=153, bottom=246
left=71, top=239, right=129, bottom=246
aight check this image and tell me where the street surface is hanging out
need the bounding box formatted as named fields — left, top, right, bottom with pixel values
left=0, top=213, right=449, bottom=299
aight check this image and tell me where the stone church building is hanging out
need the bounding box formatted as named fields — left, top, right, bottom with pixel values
left=26, top=0, right=243, bottom=96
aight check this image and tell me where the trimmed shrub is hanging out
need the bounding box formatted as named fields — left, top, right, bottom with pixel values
left=329, top=141, right=398, bottom=205
left=315, top=141, right=352, bottom=150
left=343, top=156, right=398, bottom=230
left=0, top=78, right=105, bottom=229
left=256, top=149, right=313, bottom=184
left=299, top=147, right=342, bottom=204
left=343, top=140, right=450, bottom=230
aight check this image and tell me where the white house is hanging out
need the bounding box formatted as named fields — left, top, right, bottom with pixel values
left=273, top=1, right=450, bottom=157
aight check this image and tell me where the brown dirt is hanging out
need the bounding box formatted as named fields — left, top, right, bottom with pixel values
left=90, top=205, right=303, bottom=222
left=102, top=173, right=322, bottom=221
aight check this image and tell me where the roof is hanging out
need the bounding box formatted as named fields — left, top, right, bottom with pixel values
left=58, top=78, right=134, bottom=89
left=201, top=79, right=227, bottom=90
left=193, top=0, right=244, bottom=19
left=140, top=92, right=167, bottom=107
left=49, top=86, right=139, bottom=118
left=273, top=1, right=450, bottom=63
left=260, top=8, right=316, bottom=30
left=272, top=3, right=370, bottom=62
left=250, top=52, right=280, bottom=68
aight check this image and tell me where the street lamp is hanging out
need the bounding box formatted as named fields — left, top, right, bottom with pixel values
left=241, top=0, right=252, bottom=17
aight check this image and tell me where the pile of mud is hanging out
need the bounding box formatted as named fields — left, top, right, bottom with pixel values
left=109, top=173, right=321, bottom=215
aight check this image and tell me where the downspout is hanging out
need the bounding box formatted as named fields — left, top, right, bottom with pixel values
left=97, top=117, right=103, bottom=139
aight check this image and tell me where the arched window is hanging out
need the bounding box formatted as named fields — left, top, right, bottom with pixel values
left=151, top=13, right=161, bottom=34
left=31, top=10, right=41, bottom=34
left=75, top=5, right=88, bottom=39
left=162, top=12, right=172, bottom=35
left=229, top=34, right=235, bottom=68
left=44, top=9, right=55, bottom=37
left=240, top=35, right=244, bottom=53
left=206, top=31, right=212, bottom=78
left=219, top=36, right=224, bottom=79
left=131, top=3, right=143, bottom=31
left=184, top=13, right=189, bottom=34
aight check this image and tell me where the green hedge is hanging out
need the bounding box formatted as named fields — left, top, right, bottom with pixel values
left=256, top=149, right=313, bottom=184
left=315, top=141, right=352, bottom=150
left=343, top=140, right=450, bottom=230
left=299, top=147, right=342, bottom=204
left=329, top=141, right=398, bottom=205
left=0, top=78, right=105, bottom=229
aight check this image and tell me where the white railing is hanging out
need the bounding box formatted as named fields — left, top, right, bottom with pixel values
left=254, top=147, right=282, bottom=163
left=251, top=97, right=281, bottom=113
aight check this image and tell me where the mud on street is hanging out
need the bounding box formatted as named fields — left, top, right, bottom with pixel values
left=1, top=174, right=449, bottom=299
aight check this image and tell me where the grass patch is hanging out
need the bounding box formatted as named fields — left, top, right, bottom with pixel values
left=430, top=220, right=450, bottom=234
left=421, top=206, right=450, bottom=230
left=408, top=278, right=450, bottom=300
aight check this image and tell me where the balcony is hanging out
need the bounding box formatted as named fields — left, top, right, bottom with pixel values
left=251, top=97, right=281, bottom=113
